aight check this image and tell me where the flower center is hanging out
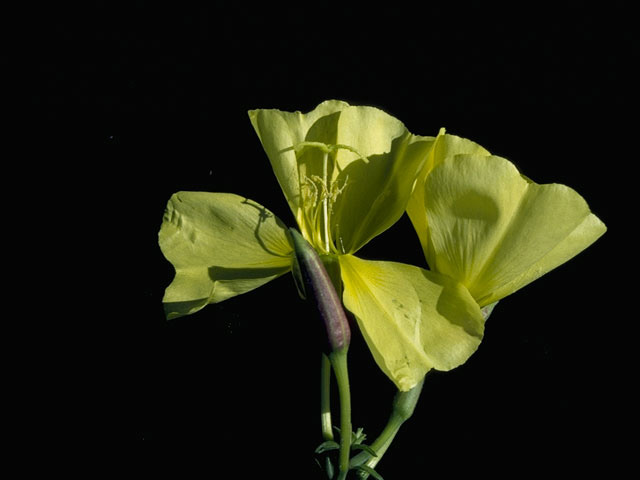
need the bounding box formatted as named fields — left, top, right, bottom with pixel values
left=289, top=141, right=366, bottom=254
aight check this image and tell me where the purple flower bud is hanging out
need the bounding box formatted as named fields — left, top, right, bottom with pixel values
left=289, top=228, right=351, bottom=352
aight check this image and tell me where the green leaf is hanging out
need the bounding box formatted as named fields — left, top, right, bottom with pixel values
left=351, top=427, right=367, bottom=445
left=351, top=444, right=378, bottom=457
left=354, top=465, right=385, bottom=480
left=325, top=457, right=335, bottom=479
left=315, top=440, right=340, bottom=454
left=158, top=192, right=293, bottom=319
left=314, top=457, right=335, bottom=479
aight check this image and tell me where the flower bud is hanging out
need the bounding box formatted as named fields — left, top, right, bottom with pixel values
left=289, top=228, right=351, bottom=352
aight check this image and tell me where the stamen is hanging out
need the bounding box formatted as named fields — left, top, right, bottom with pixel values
left=302, top=175, right=319, bottom=206
left=311, top=175, right=330, bottom=201
left=334, top=223, right=347, bottom=255
left=289, top=141, right=360, bottom=254
left=329, top=175, right=349, bottom=205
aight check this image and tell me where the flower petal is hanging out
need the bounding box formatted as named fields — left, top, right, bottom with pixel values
left=159, top=192, right=293, bottom=319
left=248, top=100, right=351, bottom=239
left=249, top=100, right=434, bottom=254
left=422, top=154, right=606, bottom=306
left=339, top=255, right=484, bottom=391
left=330, top=114, right=434, bottom=253
left=407, top=131, right=491, bottom=262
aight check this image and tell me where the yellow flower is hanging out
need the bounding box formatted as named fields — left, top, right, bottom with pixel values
left=407, top=130, right=607, bottom=307
left=159, top=102, right=486, bottom=391
left=248, top=100, right=431, bottom=255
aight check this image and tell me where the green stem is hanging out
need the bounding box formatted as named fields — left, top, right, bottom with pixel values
left=320, top=353, right=334, bottom=441
left=329, top=348, right=351, bottom=480
left=351, top=378, right=425, bottom=478
left=288, top=229, right=352, bottom=477
left=354, top=414, right=401, bottom=477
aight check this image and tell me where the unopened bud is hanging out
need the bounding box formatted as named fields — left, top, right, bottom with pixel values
left=289, top=228, right=351, bottom=351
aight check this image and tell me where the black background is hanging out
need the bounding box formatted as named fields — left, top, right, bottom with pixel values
left=32, top=1, right=634, bottom=477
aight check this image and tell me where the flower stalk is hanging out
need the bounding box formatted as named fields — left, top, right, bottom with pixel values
left=350, top=378, right=425, bottom=478
left=289, top=228, right=352, bottom=478
left=320, top=354, right=334, bottom=441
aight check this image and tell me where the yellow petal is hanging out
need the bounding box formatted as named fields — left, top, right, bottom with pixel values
left=407, top=131, right=491, bottom=262
left=339, top=255, right=484, bottom=391
left=330, top=114, right=434, bottom=253
left=248, top=100, right=351, bottom=241
left=423, top=154, right=606, bottom=306
left=159, top=192, right=293, bottom=319
left=249, top=100, right=433, bottom=254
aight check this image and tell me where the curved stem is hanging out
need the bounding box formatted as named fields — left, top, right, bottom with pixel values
left=354, top=414, right=403, bottom=477
left=351, top=378, right=425, bottom=478
left=329, top=348, right=351, bottom=480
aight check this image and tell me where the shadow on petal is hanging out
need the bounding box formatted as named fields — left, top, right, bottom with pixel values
left=421, top=270, right=485, bottom=340
left=208, top=265, right=292, bottom=281
left=333, top=135, right=430, bottom=253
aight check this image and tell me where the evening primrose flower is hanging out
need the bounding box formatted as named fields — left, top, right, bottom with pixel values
left=407, top=130, right=606, bottom=308
left=159, top=101, right=486, bottom=391
left=248, top=100, right=429, bottom=256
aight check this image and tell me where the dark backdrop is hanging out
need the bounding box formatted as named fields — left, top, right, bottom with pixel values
left=34, top=1, right=633, bottom=477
